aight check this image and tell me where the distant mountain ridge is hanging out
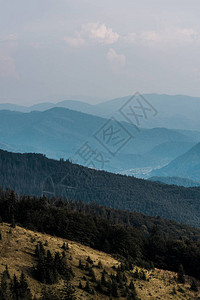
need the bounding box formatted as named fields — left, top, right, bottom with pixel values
left=2, top=93, right=200, bottom=130
left=151, top=142, right=200, bottom=181
left=0, top=107, right=199, bottom=173
left=0, top=99, right=101, bottom=114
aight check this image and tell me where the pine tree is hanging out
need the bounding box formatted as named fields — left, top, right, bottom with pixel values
left=88, top=267, right=96, bottom=282
left=106, top=280, right=112, bottom=297
left=96, top=280, right=103, bottom=293
left=121, top=284, right=129, bottom=297
left=61, top=242, right=69, bottom=251
left=42, top=287, right=59, bottom=300
left=78, top=259, right=83, bottom=270
left=35, top=244, right=40, bottom=257
left=84, top=262, right=90, bottom=271
left=97, top=260, right=102, bottom=269
left=60, top=281, right=76, bottom=300
left=10, top=274, right=19, bottom=299
left=177, top=264, right=185, bottom=284
left=111, top=279, right=118, bottom=297
left=39, top=241, right=45, bottom=257
left=78, top=281, right=82, bottom=289
left=47, top=250, right=53, bottom=263
left=11, top=214, right=15, bottom=228
left=123, top=273, right=127, bottom=282
left=127, top=291, right=138, bottom=300
left=140, top=270, right=146, bottom=281
left=86, top=256, right=93, bottom=264
left=129, top=280, right=135, bottom=291
left=133, top=268, right=139, bottom=279
left=19, top=272, right=32, bottom=299
left=85, top=280, right=91, bottom=293
left=190, top=279, right=198, bottom=292
left=5, top=266, right=10, bottom=279
left=116, top=269, right=123, bottom=287
left=101, top=271, right=106, bottom=286
left=0, top=268, right=11, bottom=300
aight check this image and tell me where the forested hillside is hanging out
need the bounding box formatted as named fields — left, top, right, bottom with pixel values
left=1, top=222, right=199, bottom=300
left=1, top=189, right=200, bottom=282
left=149, top=176, right=200, bottom=187
left=1, top=150, right=200, bottom=227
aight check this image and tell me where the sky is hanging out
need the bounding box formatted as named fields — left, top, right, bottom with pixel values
left=1, top=0, right=200, bottom=105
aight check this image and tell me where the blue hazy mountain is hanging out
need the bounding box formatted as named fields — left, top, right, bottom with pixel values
left=1, top=94, right=200, bottom=130
left=151, top=142, right=200, bottom=181
left=96, top=94, right=200, bottom=130
left=0, top=107, right=200, bottom=173
left=115, top=141, right=195, bottom=170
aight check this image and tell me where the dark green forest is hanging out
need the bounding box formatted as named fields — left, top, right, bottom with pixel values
left=1, top=150, right=200, bottom=227
left=1, top=188, right=200, bottom=280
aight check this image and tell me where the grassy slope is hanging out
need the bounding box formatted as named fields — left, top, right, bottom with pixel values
left=0, top=223, right=199, bottom=299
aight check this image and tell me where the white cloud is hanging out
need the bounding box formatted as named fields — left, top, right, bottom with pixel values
left=106, top=48, right=126, bottom=73
left=63, top=36, right=85, bottom=47
left=80, top=22, right=119, bottom=44
left=64, top=22, right=119, bottom=47
left=123, top=27, right=200, bottom=47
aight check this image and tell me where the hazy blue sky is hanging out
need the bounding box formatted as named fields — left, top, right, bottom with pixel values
left=1, top=0, right=200, bottom=104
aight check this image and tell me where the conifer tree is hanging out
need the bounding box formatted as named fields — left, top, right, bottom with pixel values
left=177, top=264, right=185, bottom=284
left=86, top=256, right=93, bottom=264
left=78, top=259, right=83, bottom=270
left=60, top=281, right=76, bottom=300
left=129, top=279, right=135, bottom=291
left=0, top=268, right=11, bottom=300
left=101, top=271, right=106, bottom=286
left=85, top=280, right=92, bottom=294
left=19, top=272, right=32, bottom=299
left=88, top=267, right=96, bottom=282
left=11, top=214, right=15, bottom=228
left=97, top=260, right=102, bottom=269
left=78, top=281, right=82, bottom=289
left=190, top=279, right=198, bottom=292
left=111, top=279, right=118, bottom=297
left=96, top=280, right=103, bottom=293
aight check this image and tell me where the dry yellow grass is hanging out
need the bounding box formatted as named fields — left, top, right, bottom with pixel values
left=0, top=223, right=199, bottom=299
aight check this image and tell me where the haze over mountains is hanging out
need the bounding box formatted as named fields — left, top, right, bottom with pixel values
left=1, top=93, right=200, bottom=181
left=151, top=142, right=200, bottom=182
left=2, top=93, right=200, bottom=131
left=0, top=106, right=199, bottom=175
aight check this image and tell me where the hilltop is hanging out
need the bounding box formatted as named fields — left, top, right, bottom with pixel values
left=0, top=223, right=199, bottom=299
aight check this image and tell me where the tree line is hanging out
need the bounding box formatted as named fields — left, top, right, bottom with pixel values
left=1, top=188, right=200, bottom=280
left=1, top=149, right=200, bottom=227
